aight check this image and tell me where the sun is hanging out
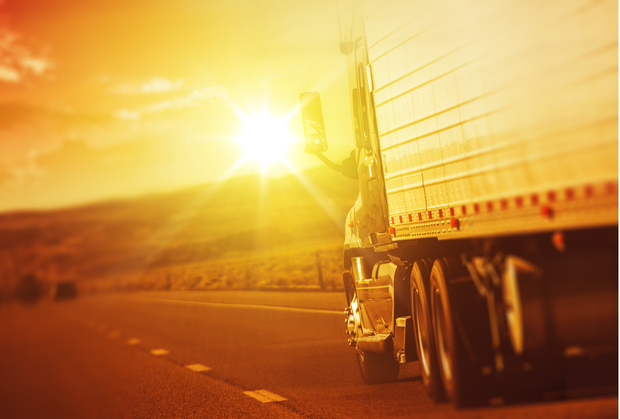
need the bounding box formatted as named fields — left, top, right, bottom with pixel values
left=235, top=110, right=295, bottom=169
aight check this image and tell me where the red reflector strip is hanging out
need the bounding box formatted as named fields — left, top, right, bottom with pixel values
left=438, top=209, right=444, bottom=218
left=461, top=205, right=467, bottom=215
left=515, top=196, right=523, bottom=207
left=450, top=218, right=459, bottom=229
left=474, top=203, right=480, bottom=214
left=500, top=199, right=508, bottom=210
left=450, top=207, right=455, bottom=216
left=565, top=188, right=575, bottom=200
left=418, top=213, right=422, bottom=221
left=389, top=227, right=395, bottom=235
left=408, top=214, right=413, bottom=222
left=428, top=211, right=433, bottom=220
left=585, top=185, right=594, bottom=198
left=606, top=182, right=617, bottom=195
left=531, top=194, right=539, bottom=205
left=391, top=217, right=394, bottom=225
left=547, top=191, right=556, bottom=202
left=541, top=205, right=553, bottom=218
left=486, top=202, right=493, bottom=212
left=399, top=215, right=403, bottom=223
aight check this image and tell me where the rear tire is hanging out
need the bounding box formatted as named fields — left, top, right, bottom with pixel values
left=411, top=259, right=444, bottom=400
left=357, top=349, right=399, bottom=384
left=431, top=257, right=497, bottom=407
left=430, top=259, right=460, bottom=403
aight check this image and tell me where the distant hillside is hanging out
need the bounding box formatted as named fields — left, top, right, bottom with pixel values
left=0, top=165, right=358, bottom=293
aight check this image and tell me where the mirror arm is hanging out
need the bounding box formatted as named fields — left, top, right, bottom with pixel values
left=312, top=151, right=359, bottom=180
left=314, top=152, right=343, bottom=173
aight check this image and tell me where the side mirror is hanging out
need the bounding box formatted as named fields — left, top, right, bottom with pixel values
left=299, top=92, right=328, bottom=154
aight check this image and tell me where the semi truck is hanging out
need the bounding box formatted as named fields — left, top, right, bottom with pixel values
left=299, top=0, right=618, bottom=406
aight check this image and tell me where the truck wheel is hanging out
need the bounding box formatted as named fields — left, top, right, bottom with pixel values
left=357, top=349, right=399, bottom=384
left=411, top=259, right=444, bottom=401
left=431, top=258, right=496, bottom=407
left=430, top=258, right=468, bottom=406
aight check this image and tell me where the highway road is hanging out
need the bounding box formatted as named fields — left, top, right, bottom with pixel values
left=0, top=291, right=616, bottom=418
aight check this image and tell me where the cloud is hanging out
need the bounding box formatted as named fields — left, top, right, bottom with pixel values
left=113, top=76, right=184, bottom=95
left=1, top=149, right=46, bottom=188
left=145, top=86, right=227, bottom=111
left=113, top=109, right=141, bottom=121
left=0, top=101, right=118, bottom=165
left=114, top=85, right=227, bottom=120
left=0, top=12, right=53, bottom=83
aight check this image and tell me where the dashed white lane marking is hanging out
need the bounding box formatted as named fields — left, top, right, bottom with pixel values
left=185, top=363, right=212, bottom=372
left=127, top=338, right=141, bottom=345
left=244, top=390, right=287, bottom=403
left=146, top=298, right=341, bottom=315
left=150, top=348, right=170, bottom=356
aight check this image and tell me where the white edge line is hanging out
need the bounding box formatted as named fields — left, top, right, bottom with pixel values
left=141, top=298, right=342, bottom=315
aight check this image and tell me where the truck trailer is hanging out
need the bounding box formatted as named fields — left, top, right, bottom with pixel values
left=299, top=0, right=618, bottom=406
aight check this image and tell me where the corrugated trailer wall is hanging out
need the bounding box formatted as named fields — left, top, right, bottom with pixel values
left=363, top=0, right=618, bottom=239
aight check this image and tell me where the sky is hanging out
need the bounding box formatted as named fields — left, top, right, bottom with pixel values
left=0, top=0, right=356, bottom=211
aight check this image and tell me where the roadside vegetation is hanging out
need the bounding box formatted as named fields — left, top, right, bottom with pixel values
left=0, top=166, right=357, bottom=299
left=82, top=244, right=344, bottom=293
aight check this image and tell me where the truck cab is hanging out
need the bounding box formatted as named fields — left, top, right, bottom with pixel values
left=344, top=12, right=390, bottom=249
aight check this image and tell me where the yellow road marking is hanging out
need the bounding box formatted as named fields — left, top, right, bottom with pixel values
left=185, top=364, right=212, bottom=372
left=127, top=338, right=141, bottom=345
left=244, top=390, right=287, bottom=403
left=150, top=348, right=169, bottom=356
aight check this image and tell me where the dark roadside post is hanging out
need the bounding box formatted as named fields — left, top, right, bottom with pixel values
left=315, top=252, right=324, bottom=290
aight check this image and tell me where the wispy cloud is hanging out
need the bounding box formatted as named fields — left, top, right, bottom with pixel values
left=113, top=76, right=185, bottom=95
left=0, top=7, right=53, bottom=84
left=145, top=86, right=227, bottom=111
left=1, top=150, right=46, bottom=187
left=0, top=101, right=120, bottom=167
left=114, top=85, right=227, bottom=120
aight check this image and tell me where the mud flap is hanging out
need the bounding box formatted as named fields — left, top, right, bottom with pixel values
left=393, top=316, right=418, bottom=363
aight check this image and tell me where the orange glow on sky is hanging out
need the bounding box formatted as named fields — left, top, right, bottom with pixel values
left=0, top=0, right=355, bottom=211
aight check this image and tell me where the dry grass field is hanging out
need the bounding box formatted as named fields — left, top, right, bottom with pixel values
left=0, top=166, right=358, bottom=298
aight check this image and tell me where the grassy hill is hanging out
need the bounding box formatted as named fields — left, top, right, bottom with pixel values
left=0, top=165, right=359, bottom=295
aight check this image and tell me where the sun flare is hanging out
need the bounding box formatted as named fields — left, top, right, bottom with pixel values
left=235, top=111, right=295, bottom=169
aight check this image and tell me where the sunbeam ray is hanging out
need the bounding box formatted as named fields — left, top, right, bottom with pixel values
left=282, top=160, right=346, bottom=233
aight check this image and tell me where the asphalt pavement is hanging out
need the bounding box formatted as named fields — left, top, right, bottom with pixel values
left=0, top=291, right=616, bottom=418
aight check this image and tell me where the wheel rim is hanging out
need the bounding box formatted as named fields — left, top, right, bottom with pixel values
left=414, top=288, right=431, bottom=378
left=434, top=288, right=453, bottom=383
left=350, top=281, right=360, bottom=336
